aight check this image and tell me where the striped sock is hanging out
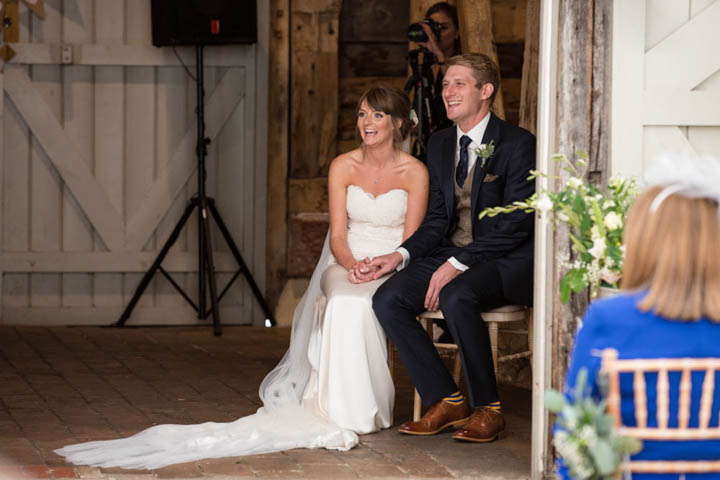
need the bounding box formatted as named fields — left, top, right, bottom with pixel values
left=442, top=391, right=465, bottom=405
left=485, top=401, right=502, bottom=413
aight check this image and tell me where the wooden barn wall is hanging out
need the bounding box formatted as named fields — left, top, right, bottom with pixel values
left=1, top=1, right=268, bottom=326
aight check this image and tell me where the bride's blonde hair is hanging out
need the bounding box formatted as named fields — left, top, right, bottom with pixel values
left=356, top=85, right=412, bottom=148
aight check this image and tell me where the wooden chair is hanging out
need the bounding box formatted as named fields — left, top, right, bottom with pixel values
left=601, top=348, right=720, bottom=474
left=410, top=305, right=533, bottom=421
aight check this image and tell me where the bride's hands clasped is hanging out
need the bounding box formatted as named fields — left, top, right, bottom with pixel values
left=348, top=257, right=380, bottom=284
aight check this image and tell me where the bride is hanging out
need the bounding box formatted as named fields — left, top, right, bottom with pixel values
left=55, top=85, right=429, bottom=469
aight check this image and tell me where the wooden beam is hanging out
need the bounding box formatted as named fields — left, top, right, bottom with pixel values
left=519, top=0, right=539, bottom=134
left=124, top=68, right=245, bottom=251
left=4, top=67, right=125, bottom=251
left=7, top=43, right=254, bottom=66
left=267, top=0, right=290, bottom=311
left=553, top=0, right=612, bottom=390
left=1, top=252, right=238, bottom=273
left=456, top=0, right=506, bottom=119
left=2, top=1, right=18, bottom=43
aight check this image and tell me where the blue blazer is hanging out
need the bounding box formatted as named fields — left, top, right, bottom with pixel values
left=562, top=292, right=720, bottom=480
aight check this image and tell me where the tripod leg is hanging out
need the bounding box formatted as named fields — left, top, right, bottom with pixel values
left=116, top=198, right=199, bottom=326
left=207, top=199, right=276, bottom=325
left=201, top=201, right=222, bottom=336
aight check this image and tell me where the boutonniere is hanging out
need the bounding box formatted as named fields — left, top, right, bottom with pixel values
left=475, top=140, right=495, bottom=169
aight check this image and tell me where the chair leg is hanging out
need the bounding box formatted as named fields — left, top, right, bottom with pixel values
left=413, top=389, right=422, bottom=421
left=488, top=321, right=499, bottom=375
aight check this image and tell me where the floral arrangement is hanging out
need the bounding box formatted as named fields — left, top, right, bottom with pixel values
left=479, top=152, right=639, bottom=303
left=544, top=368, right=642, bottom=479
left=476, top=140, right=495, bottom=169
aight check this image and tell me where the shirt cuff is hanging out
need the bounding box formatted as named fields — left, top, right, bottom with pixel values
left=395, top=247, right=410, bottom=271
left=447, top=256, right=468, bottom=272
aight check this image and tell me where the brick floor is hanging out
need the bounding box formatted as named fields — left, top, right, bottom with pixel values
left=0, top=326, right=531, bottom=479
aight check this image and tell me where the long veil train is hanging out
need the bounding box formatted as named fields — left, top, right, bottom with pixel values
left=55, top=233, right=359, bottom=470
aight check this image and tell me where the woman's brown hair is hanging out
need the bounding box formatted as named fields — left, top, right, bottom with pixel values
left=621, top=186, right=720, bottom=322
left=355, top=85, right=412, bottom=148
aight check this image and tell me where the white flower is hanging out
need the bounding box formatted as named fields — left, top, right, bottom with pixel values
left=590, top=225, right=601, bottom=241
left=409, top=109, right=419, bottom=126
left=601, top=267, right=621, bottom=285
left=588, top=237, right=606, bottom=259
left=608, top=176, right=623, bottom=189
left=536, top=194, right=553, bottom=213
left=602, top=200, right=615, bottom=209
left=567, top=177, right=583, bottom=189
left=604, top=211, right=623, bottom=230
left=558, top=212, right=569, bottom=222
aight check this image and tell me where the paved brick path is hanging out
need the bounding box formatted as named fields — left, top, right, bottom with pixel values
left=0, top=326, right=530, bottom=479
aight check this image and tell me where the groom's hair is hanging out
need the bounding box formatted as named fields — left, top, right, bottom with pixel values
left=446, top=53, right=500, bottom=103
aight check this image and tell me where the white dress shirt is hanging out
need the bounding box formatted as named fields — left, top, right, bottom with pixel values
left=395, top=112, right=491, bottom=271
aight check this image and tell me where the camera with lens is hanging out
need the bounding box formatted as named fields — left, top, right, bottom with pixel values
left=407, top=18, right=442, bottom=43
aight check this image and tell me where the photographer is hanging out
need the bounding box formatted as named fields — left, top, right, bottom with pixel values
left=410, top=2, right=461, bottom=131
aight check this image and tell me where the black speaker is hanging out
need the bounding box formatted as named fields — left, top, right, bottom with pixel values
left=151, top=0, right=257, bottom=47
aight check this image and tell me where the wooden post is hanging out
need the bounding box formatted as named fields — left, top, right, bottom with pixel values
left=552, top=0, right=613, bottom=390
left=290, top=0, right=341, bottom=178
left=2, top=1, right=19, bottom=43
left=519, top=0, right=539, bottom=134
left=456, top=0, right=505, bottom=119
left=267, top=0, right=290, bottom=311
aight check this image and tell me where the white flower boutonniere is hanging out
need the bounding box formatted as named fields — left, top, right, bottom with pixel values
left=475, top=140, right=495, bottom=169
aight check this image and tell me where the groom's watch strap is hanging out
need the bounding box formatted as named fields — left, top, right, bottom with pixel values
left=395, top=247, right=410, bottom=271
left=448, top=257, right=468, bottom=272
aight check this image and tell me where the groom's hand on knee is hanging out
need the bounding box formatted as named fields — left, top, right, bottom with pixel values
left=368, top=252, right=402, bottom=280
left=424, top=261, right=462, bottom=311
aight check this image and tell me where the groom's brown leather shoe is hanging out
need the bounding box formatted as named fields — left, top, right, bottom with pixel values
left=398, top=400, right=471, bottom=435
left=452, top=406, right=505, bottom=442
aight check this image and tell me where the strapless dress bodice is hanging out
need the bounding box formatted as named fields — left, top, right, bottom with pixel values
left=344, top=185, right=408, bottom=260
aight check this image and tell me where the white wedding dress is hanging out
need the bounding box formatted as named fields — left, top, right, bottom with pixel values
left=55, top=185, right=408, bottom=469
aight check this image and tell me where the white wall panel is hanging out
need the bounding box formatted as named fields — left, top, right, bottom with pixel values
left=1, top=1, right=268, bottom=326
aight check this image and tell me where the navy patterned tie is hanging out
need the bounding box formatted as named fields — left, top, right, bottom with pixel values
left=456, top=135, right=472, bottom=188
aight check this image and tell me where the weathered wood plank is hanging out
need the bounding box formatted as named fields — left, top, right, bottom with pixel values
left=493, top=0, right=527, bottom=44
left=457, top=0, right=506, bottom=118
left=94, top=0, right=126, bottom=308
left=124, top=68, right=246, bottom=251
left=339, top=43, right=409, bottom=77
left=339, top=0, right=408, bottom=43
left=339, top=76, right=408, bottom=107
left=291, top=0, right=341, bottom=178
left=4, top=68, right=125, bottom=251
left=519, top=0, right=539, bottom=133
left=289, top=177, right=329, bottom=214
left=2, top=252, right=239, bottom=273
left=62, top=0, right=94, bottom=308
left=267, top=0, right=290, bottom=310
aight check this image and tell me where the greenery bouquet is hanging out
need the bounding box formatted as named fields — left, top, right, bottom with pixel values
left=479, top=152, right=639, bottom=303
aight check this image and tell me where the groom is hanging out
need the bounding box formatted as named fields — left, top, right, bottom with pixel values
left=369, top=53, right=535, bottom=442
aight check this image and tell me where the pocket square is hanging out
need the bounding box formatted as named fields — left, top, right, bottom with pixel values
left=483, top=174, right=499, bottom=183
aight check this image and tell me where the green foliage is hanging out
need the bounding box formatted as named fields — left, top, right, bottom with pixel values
left=480, top=153, right=639, bottom=302
left=545, top=368, right=643, bottom=479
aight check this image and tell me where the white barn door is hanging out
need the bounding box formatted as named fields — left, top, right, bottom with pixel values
left=612, top=0, right=720, bottom=176
left=1, top=1, right=268, bottom=326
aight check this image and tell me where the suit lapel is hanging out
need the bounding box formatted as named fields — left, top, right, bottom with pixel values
left=471, top=113, right=502, bottom=219
left=441, top=133, right=455, bottom=219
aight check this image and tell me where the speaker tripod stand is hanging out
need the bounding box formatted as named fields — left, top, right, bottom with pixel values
left=115, top=45, right=275, bottom=334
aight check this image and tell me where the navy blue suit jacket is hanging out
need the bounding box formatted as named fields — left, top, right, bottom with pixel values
left=401, top=113, right=536, bottom=306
